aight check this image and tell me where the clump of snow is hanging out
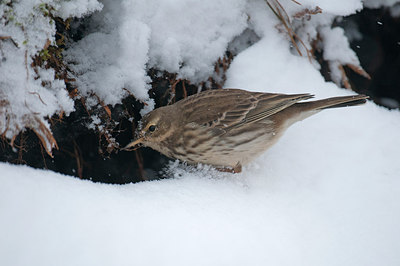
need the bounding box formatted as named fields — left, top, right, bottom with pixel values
left=363, top=0, right=400, bottom=18
left=65, top=0, right=249, bottom=105
left=139, top=98, right=155, bottom=117
left=295, top=0, right=362, bottom=16
left=0, top=0, right=102, bottom=152
left=319, top=26, right=363, bottom=85
left=363, top=0, right=400, bottom=9
left=55, top=0, right=103, bottom=19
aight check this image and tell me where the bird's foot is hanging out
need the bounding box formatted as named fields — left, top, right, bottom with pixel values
left=215, top=162, right=242, bottom=173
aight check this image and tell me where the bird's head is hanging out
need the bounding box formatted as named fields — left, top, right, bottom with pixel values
left=123, top=106, right=177, bottom=151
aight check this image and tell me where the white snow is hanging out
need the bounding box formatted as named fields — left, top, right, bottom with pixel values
left=65, top=0, right=249, bottom=105
left=1, top=0, right=400, bottom=265
left=363, top=0, right=400, bottom=9
left=55, top=0, right=103, bottom=19
left=284, top=0, right=362, bottom=16
left=1, top=94, right=400, bottom=266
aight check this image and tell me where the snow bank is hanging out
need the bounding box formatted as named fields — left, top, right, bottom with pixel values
left=1, top=96, right=399, bottom=266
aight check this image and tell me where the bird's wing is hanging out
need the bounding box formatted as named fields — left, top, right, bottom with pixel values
left=178, top=89, right=313, bottom=131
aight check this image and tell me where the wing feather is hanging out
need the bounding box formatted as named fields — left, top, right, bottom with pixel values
left=176, top=88, right=313, bottom=132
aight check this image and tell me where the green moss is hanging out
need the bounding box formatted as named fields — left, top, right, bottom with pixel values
left=37, top=3, right=55, bottom=18
left=39, top=49, right=50, bottom=61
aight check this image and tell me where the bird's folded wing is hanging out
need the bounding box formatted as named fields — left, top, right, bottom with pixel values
left=178, top=88, right=313, bottom=131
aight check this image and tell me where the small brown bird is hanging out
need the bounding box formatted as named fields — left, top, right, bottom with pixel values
left=124, top=88, right=367, bottom=173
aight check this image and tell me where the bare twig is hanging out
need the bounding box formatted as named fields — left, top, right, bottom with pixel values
left=135, top=150, right=146, bottom=181
left=347, top=63, right=371, bottom=79
left=338, top=64, right=351, bottom=89
left=73, top=140, right=83, bottom=178
left=29, top=91, right=47, bottom=105
left=39, top=143, right=48, bottom=169
left=266, top=0, right=316, bottom=62
left=94, top=94, right=112, bottom=119
left=266, top=0, right=303, bottom=56
left=182, top=80, right=187, bottom=98
left=293, top=6, right=322, bottom=19
left=31, top=116, right=58, bottom=157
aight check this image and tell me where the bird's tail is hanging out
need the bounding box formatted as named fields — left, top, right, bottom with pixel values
left=276, top=94, right=369, bottom=128
left=296, top=94, right=369, bottom=111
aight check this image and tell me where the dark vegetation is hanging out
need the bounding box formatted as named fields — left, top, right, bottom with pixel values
left=343, top=8, right=400, bottom=106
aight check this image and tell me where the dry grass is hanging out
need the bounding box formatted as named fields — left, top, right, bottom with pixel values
left=30, top=116, right=59, bottom=157
left=0, top=97, right=58, bottom=158
left=265, top=0, right=319, bottom=61
left=265, top=0, right=370, bottom=90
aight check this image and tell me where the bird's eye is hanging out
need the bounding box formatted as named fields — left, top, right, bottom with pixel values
left=148, top=125, right=156, bottom=132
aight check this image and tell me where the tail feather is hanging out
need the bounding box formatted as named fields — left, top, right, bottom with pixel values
left=295, top=94, right=369, bottom=111
left=275, top=94, right=369, bottom=128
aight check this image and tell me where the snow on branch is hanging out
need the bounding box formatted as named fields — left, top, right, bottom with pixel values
left=0, top=0, right=102, bottom=156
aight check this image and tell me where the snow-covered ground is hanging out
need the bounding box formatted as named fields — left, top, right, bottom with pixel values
left=1, top=92, right=399, bottom=266
left=1, top=0, right=400, bottom=265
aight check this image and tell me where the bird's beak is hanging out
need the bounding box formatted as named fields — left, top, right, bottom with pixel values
left=122, top=137, right=144, bottom=151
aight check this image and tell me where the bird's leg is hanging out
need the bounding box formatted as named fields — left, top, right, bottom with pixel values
left=233, top=162, right=242, bottom=173
left=215, top=162, right=242, bottom=173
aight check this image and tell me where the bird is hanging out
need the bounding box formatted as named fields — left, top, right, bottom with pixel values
left=124, top=88, right=368, bottom=173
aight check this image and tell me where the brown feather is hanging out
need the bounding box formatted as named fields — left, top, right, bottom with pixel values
left=176, top=88, right=314, bottom=131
